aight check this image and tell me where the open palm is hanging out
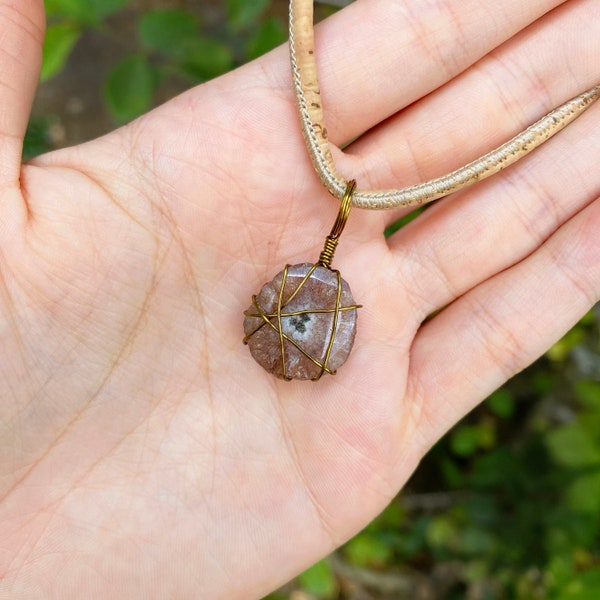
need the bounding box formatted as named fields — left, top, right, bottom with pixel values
left=1, top=0, right=599, bottom=598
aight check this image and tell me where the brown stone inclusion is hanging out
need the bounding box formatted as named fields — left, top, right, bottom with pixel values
left=243, top=263, right=359, bottom=381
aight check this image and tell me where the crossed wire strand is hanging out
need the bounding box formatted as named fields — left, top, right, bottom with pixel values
left=243, top=264, right=360, bottom=380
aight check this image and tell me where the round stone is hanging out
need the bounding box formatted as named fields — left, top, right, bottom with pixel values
left=243, top=263, right=359, bottom=381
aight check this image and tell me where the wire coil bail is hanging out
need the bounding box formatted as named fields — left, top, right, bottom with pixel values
left=318, top=180, right=356, bottom=269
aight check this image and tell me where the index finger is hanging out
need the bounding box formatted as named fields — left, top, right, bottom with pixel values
left=0, top=0, right=45, bottom=185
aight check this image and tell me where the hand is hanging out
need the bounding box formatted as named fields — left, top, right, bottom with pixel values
left=0, top=0, right=598, bottom=598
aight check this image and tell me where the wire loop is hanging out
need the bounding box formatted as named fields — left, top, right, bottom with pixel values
left=318, top=180, right=355, bottom=268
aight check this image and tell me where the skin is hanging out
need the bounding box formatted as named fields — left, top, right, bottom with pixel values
left=0, top=0, right=599, bottom=598
left=290, top=0, right=600, bottom=208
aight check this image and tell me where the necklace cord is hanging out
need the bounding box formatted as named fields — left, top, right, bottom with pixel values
left=289, top=0, right=600, bottom=210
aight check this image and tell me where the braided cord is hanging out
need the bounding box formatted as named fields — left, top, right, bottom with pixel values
left=289, top=0, right=600, bottom=210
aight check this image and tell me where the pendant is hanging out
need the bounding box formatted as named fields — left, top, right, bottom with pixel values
left=243, top=181, right=361, bottom=381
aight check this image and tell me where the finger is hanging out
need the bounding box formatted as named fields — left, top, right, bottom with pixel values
left=343, top=0, right=600, bottom=222
left=287, top=0, right=569, bottom=146
left=0, top=0, right=45, bottom=185
left=387, top=92, right=600, bottom=321
left=407, top=193, right=600, bottom=452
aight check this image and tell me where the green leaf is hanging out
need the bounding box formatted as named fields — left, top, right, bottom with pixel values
left=477, top=420, right=497, bottom=450
left=298, top=559, right=337, bottom=598
left=544, top=509, right=599, bottom=554
left=104, top=54, right=158, bottom=122
left=565, top=473, right=600, bottom=513
left=139, top=9, right=200, bottom=58
left=546, top=422, right=600, bottom=468
left=226, top=0, right=271, bottom=31
left=179, top=37, right=234, bottom=81
left=470, top=448, right=514, bottom=489
left=87, top=0, right=130, bottom=20
left=547, top=553, right=577, bottom=591
left=245, top=17, right=286, bottom=60
left=45, top=0, right=81, bottom=19
left=463, top=559, right=489, bottom=583
left=24, top=117, right=52, bottom=160
left=426, top=516, right=458, bottom=550
left=575, top=380, right=600, bottom=409
left=579, top=310, right=597, bottom=326
left=344, top=534, right=393, bottom=568
left=45, top=0, right=131, bottom=25
left=486, top=389, right=515, bottom=419
left=441, top=457, right=466, bottom=488
left=41, top=22, right=81, bottom=81
left=555, top=568, right=600, bottom=600
left=450, top=425, right=480, bottom=457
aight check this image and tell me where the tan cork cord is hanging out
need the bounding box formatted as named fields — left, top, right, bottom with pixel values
left=289, top=0, right=600, bottom=210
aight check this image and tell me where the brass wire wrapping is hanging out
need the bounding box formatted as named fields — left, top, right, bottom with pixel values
left=318, top=237, right=339, bottom=269
left=318, top=180, right=355, bottom=268
left=243, top=181, right=361, bottom=380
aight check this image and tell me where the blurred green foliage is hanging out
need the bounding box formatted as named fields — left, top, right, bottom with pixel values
left=42, top=0, right=131, bottom=80
left=32, top=2, right=600, bottom=598
left=32, top=0, right=286, bottom=138
left=27, top=0, right=287, bottom=156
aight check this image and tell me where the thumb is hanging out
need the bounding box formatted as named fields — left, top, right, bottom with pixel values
left=0, top=0, right=45, bottom=185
